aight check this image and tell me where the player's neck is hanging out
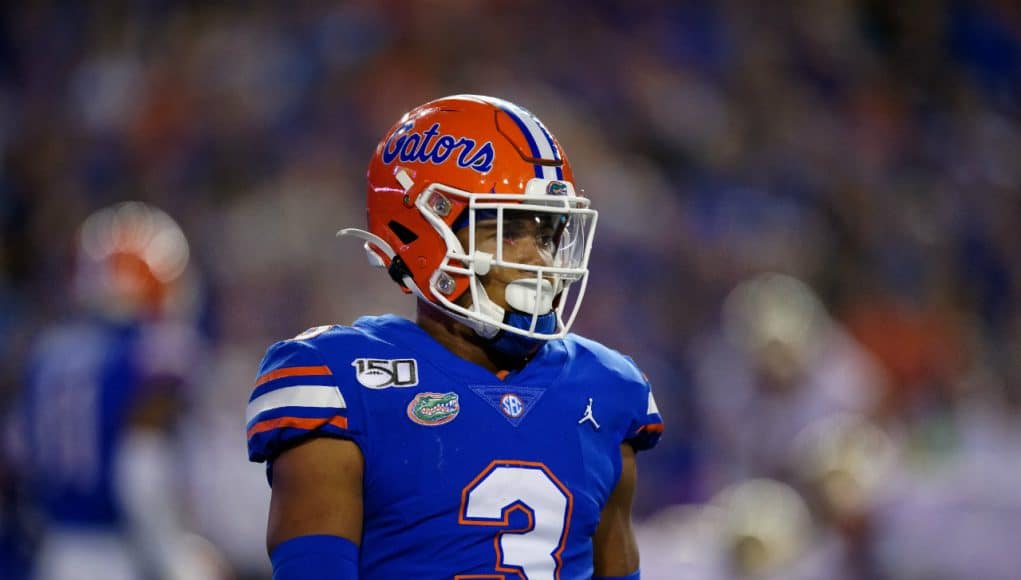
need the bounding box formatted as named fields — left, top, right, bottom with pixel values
left=415, top=302, right=533, bottom=375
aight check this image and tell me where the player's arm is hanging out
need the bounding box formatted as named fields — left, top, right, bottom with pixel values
left=248, top=336, right=365, bottom=578
left=117, top=385, right=226, bottom=580
left=266, top=437, right=364, bottom=579
left=592, top=443, right=640, bottom=579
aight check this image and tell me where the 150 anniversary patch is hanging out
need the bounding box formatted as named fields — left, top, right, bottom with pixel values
left=352, top=358, right=418, bottom=389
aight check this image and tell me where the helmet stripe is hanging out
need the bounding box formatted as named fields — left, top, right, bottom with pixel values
left=502, top=108, right=544, bottom=178
left=533, top=122, right=564, bottom=180
left=483, top=97, right=562, bottom=181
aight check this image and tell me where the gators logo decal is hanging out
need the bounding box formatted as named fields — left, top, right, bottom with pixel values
left=382, top=122, right=495, bottom=174
left=407, top=392, right=460, bottom=426
left=546, top=181, right=569, bottom=196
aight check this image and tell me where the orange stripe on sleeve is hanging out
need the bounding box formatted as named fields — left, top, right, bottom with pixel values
left=638, top=423, right=664, bottom=434
left=246, top=415, right=349, bottom=439
left=255, top=365, right=332, bottom=387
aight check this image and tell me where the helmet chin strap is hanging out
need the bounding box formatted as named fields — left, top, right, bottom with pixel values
left=423, top=273, right=559, bottom=361
left=488, top=310, right=558, bottom=359
left=477, top=277, right=559, bottom=359
left=337, top=226, right=561, bottom=352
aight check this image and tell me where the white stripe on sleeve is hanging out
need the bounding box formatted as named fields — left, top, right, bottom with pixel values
left=245, top=385, right=347, bottom=424
left=647, top=392, right=660, bottom=415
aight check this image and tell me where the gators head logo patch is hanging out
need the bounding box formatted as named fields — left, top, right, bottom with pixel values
left=546, top=181, right=569, bottom=196
left=408, top=392, right=460, bottom=426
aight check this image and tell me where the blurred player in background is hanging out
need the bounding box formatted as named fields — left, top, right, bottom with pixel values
left=636, top=415, right=897, bottom=580
left=17, top=202, right=223, bottom=580
left=246, top=95, right=664, bottom=579
left=692, top=273, right=887, bottom=490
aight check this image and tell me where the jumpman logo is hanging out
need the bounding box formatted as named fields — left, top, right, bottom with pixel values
left=578, top=397, right=600, bottom=430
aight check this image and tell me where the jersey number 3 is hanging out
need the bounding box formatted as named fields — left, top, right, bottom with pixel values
left=458, top=460, right=574, bottom=580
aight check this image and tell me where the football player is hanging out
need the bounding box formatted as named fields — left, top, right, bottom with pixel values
left=247, top=95, right=664, bottom=579
left=20, top=202, right=222, bottom=580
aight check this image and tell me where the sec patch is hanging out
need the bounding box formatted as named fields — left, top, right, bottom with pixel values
left=408, top=392, right=459, bottom=426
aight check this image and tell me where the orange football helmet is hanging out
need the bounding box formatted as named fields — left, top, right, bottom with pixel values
left=340, top=95, right=597, bottom=340
left=74, top=201, right=191, bottom=319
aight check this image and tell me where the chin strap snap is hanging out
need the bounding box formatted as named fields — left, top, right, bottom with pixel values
left=386, top=255, right=414, bottom=287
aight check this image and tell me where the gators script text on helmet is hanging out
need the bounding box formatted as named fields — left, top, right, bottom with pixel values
left=340, top=94, right=598, bottom=340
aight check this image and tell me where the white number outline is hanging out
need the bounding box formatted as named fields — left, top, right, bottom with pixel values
left=458, top=460, right=574, bottom=580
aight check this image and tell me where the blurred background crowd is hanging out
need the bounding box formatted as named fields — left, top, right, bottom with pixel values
left=1, top=1, right=1019, bottom=578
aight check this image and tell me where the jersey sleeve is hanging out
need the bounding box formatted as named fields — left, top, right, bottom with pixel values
left=621, top=358, right=664, bottom=452
left=246, top=338, right=361, bottom=463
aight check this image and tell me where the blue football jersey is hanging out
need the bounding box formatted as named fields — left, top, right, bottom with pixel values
left=22, top=317, right=193, bottom=526
left=246, top=315, right=663, bottom=580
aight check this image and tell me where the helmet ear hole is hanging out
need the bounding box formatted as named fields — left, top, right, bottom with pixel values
left=388, top=221, right=419, bottom=245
